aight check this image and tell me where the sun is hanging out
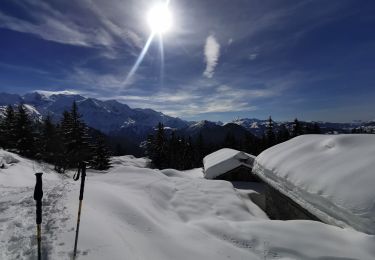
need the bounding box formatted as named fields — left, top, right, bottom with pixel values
left=147, top=3, right=172, bottom=34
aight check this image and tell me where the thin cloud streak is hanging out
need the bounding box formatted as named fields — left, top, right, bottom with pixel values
left=103, top=83, right=277, bottom=117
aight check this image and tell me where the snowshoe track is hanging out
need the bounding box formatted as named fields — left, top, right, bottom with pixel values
left=0, top=180, right=72, bottom=259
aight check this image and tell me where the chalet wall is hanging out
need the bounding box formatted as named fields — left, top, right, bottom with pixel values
left=213, top=165, right=323, bottom=223
left=264, top=185, right=321, bottom=221
left=214, top=165, right=261, bottom=182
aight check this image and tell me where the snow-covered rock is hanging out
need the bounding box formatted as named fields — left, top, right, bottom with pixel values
left=253, top=134, right=375, bottom=234
left=203, top=148, right=255, bottom=179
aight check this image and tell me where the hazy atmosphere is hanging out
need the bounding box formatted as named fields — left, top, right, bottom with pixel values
left=1, top=0, right=374, bottom=122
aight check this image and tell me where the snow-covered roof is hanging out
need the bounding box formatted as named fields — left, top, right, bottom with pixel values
left=253, top=134, right=375, bottom=234
left=203, top=148, right=255, bottom=179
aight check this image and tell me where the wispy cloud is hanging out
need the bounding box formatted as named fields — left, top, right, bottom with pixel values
left=0, top=61, right=50, bottom=75
left=83, top=0, right=143, bottom=49
left=65, top=67, right=138, bottom=91
left=0, top=0, right=142, bottom=49
left=34, top=90, right=82, bottom=97
left=203, top=34, right=220, bottom=78
left=249, top=53, right=258, bottom=60
left=98, top=82, right=277, bottom=117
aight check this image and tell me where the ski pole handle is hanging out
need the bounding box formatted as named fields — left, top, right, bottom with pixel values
left=34, top=173, right=43, bottom=224
left=79, top=162, right=86, bottom=201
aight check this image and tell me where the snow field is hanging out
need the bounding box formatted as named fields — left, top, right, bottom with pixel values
left=0, top=151, right=374, bottom=259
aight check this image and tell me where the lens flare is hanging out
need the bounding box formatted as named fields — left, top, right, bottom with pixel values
left=123, top=1, right=172, bottom=88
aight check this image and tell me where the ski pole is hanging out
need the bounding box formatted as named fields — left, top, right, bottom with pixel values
left=73, top=161, right=86, bottom=259
left=33, top=172, right=43, bottom=260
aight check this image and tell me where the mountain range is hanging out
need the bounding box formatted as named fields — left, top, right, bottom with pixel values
left=0, top=91, right=373, bottom=153
left=0, top=92, right=188, bottom=133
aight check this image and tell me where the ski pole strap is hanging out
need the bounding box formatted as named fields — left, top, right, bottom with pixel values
left=73, top=167, right=81, bottom=181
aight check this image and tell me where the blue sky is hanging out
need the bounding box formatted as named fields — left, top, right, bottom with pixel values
left=0, top=0, right=374, bottom=122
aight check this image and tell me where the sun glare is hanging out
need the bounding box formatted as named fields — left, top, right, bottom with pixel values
left=147, top=3, right=172, bottom=34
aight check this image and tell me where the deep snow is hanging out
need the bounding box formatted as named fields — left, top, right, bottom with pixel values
left=1, top=149, right=375, bottom=259
left=253, top=134, right=375, bottom=235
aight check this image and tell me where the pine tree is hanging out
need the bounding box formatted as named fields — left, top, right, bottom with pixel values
left=115, top=143, right=125, bottom=156
left=0, top=105, right=17, bottom=149
left=194, top=133, right=205, bottom=167
left=177, top=136, right=186, bottom=169
left=58, top=102, right=92, bottom=172
left=91, top=133, right=111, bottom=170
left=56, top=111, right=72, bottom=172
left=14, top=104, right=35, bottom=157
left=145, top=134, right=155, bottom=158
left=277, top=124, right=290, bottom=143
left=312, top=123, right=321, bottom=134
left=292, top=118, right=303, bottom=137
left=183, top=137, right=194, bottom=170
left=260, top=133, right=267, bottom=152
left=40, top=114, right=59, bottom=163
left=151, top=122, right=167, bottom=169
left=244, top=134, right=257, bottom=155
left=266, top=116, right=276, bottom=147
left=224, top=132, right=237, bottom=149
left=167, top=131, right=179, bottom=169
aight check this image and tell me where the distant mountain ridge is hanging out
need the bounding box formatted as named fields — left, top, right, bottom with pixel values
left=0, top=91, right=372, bottom=144
left=176, top=120, right=254, bottom=144
left=230, top=118, right=366, bottom=136
left=0, top=92, right=189, bottom=134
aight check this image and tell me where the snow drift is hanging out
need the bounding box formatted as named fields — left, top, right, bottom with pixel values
left=1, top=149, right=375, bottom=259
left=203, top=148, right=255, bottom=179
left=253, top=134, right=375, bottom=234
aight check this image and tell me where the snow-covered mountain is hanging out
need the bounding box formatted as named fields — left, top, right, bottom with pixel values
left=231, top=118, right=270, bottom=137
left=0, top=92, right=189, bottom=134
left=231, top=118, right=364, bottom=136
left=177, top=120, right=255, bottom=145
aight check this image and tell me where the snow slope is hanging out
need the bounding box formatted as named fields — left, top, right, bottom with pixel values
left=203, top=148, right=255, bottom=179
left=1, top=150, right=375, bottom=259
left=253, top=134, right=375, bottom=235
